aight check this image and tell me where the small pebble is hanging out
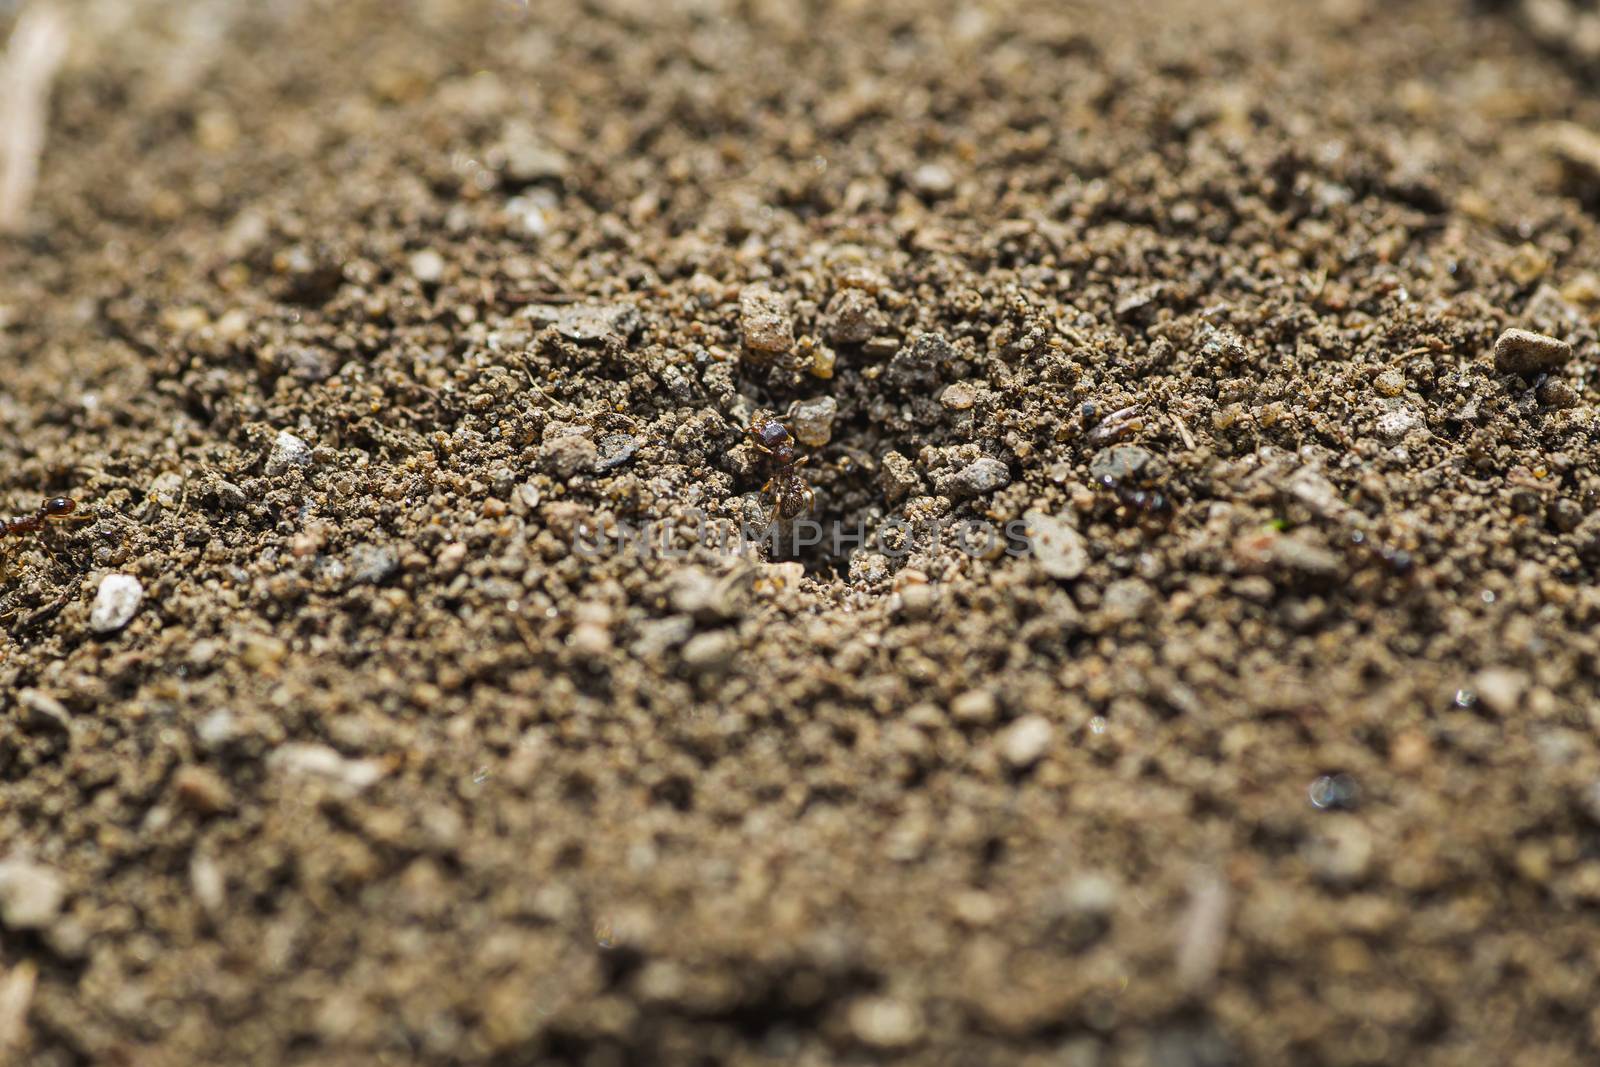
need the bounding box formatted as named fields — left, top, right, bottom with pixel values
left=998, top=714, right=1054, bottom=769
left=278, top=345, right=336, bottom=382
left=909, top=162, right=956, bottom=198
left=16, top=689, right=70, bottom=735
left=409, top=249, right=446, bottom=284
left=173, top=766, right=234, bottom=815
left=1304, top=818, right=1373, bottom=885
left=895, top=582, right=936, bottom=619
left=1472, top=667, right=1527, bottom=716
left=0, top=959, right=37, bottom=1051
left=669, top=567, right=746, bottom=622
left=1089, top=445, right=1156, bottom=484
left=848, top=552, right=891, bottom=584
left=1267, top=531, right=1343, bottom=579
left=739, top=286, right=795, bottom=354
left=436, top=542, right=469, bottom=575
left=951, top=688, right=999, bottom=725
left=1494, top=327, right=1572, bottom=376
left=89, top=573, right=144, bottom=634
left=594, top=433, right=638, bottom=471
left=568, top=622, right=612, bottom=658
left=498, top=123, right=568, bottom=183
left=821, top=288, right=881, bottom=345
left=878, top=451, right=921, bottom=503
left=347, top=543, right=399, bottom=585
left=267, top=743, right=388, bottom=797
left=0, top=857, right=64, bottom=931
left=1537, top=378, right=1579, bottom=409
left=196, top=709, right=241, bottom=751
left=189, top=853, right=226, bottom=917
left=942, top=456, right=1010, bottom=498
left=681, top=631, right=737, bottom=674
left=265, top=430, right=313, bottom=475
left=1024, top=511, right=1089, bottom=580
left=787, top=396, right=838, bottom=447
left=1060, top=873, right=1119, bottom=918
left=848, top=995, right=925, bottom=1049
left=1050, top=872, right=1118, bottom=949
left=1390, top=730, right=1431, bottom=773
left=539, top=434, right=599, bottom=478
left=1101, top=578, right=1154, bottom=621
left=1374, top=406, right=1421, bottom=441
left=190, top=643, right=225, bottom=668
left=525, top=302, right=640, bottom=342
left=940, top=382, right=978, bottom=410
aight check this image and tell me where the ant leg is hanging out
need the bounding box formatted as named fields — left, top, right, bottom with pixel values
left=801, top=485, right=815, bottom=513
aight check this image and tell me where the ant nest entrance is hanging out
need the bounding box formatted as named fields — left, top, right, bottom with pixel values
left=726, top=380, right=1015, bottom=582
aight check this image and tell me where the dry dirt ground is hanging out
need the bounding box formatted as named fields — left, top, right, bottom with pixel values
left=4, top=0, right=1600, bottom=1064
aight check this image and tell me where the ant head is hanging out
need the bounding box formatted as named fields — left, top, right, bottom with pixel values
left=43, top=497, right=75, bottom=516
left=750, top=419, right=792, bottom=451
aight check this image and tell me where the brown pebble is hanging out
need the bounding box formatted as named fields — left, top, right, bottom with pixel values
left=1494, top=328, right=1572, bottom=376
left=739, top=285, right=794, bottom=355
left=174, top=766, right=235, bottom=815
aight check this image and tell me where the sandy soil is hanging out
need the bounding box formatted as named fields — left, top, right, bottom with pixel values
left=3, top=0, right=1600, bottom=1064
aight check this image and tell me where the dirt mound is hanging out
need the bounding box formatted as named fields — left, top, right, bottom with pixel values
left=4, top=1, right=1600, bottom=1063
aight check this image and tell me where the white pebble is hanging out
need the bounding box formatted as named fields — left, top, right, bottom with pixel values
left=0, top=857, right=64, bottom=931
left=848, top=995, right=924, bottom=1049
left=189, top=853, right=226, bottom=917
left=998, top=714, right=1054, bottom=768
left=266, top=430, right=313, bottom=475
left=1374, top=406, right=1421, bottom=441
left=267, top=743, right=388, bottom=797
left=409, top=249, right=446, bottom=284
left=89, top=573, right=143, bottom=634
left=1024, top=510, right=1089, bottom=580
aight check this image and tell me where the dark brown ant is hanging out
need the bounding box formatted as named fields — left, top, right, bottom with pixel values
left=0, top=496, right=91, bottom=580
left=747, top=414, right=814, bottom=520
left=1096, top=474, right=1172, bottom=517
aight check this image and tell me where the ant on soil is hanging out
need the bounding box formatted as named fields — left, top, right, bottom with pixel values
left=747, top=413, right=814, bottom=520
left=0, top=496, right=92, bottom=581
left=1096, top=473, right=1172, bottom=516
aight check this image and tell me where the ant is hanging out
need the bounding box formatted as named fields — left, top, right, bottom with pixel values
left=0, top=496, right=91, bottom=580
left=1096, top=473, right=1172, bottom=516
left=747, top=414, right=814, bottom=520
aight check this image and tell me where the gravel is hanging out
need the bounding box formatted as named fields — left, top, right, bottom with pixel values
left=87, top=573, right=143, bottom=634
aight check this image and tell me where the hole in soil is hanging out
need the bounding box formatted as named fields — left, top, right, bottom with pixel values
left=730, top=333, right=987, bottom=578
